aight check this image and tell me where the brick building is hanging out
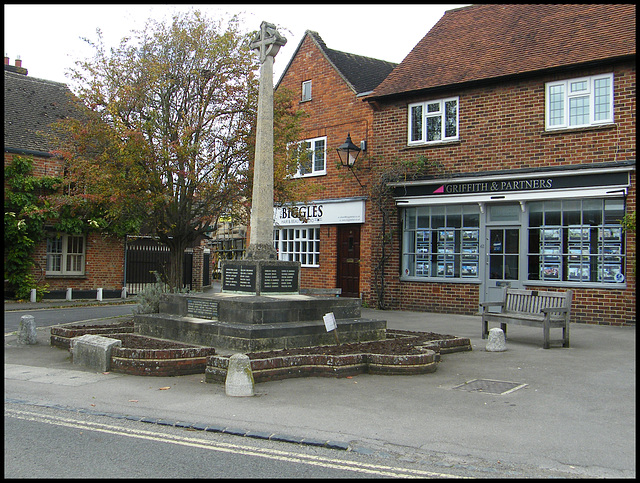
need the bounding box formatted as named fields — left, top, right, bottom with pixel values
left=365, top=4, right=636, bottom=325
left=274, top=31, right=396, bottom=297
left=273, top=5, right=635, bottom=326
left=4, top=56, right=126, bottom=298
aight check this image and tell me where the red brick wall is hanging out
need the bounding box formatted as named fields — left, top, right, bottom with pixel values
left=368, top=62, right=636, bottom=325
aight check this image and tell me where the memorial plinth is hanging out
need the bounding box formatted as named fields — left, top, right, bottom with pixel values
left=134, top=291, right=386, bottom=351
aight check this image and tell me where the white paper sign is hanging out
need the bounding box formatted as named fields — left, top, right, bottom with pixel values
left=323, top=312, right=337, bottom=332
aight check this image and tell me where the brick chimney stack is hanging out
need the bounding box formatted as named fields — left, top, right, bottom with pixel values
left=4, top=54, right=28, bottom=75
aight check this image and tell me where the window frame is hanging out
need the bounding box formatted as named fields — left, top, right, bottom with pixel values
left=293, top=136, right=327, bottom=178
left=301, top=80, right=312, bottom=102
left=545, top=73, right=614, bottom=130
left=274, top=226, right=320, bottom=267
left=407, top=96, right=459, bottom=145
left=46, top=233, right=86, bottom=276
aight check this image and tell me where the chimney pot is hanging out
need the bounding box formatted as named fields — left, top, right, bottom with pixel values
left=15, top=56, right=22, bottom=68
left=4, top=55, right=9, bottom=65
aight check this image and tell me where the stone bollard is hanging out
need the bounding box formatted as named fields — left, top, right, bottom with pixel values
left=486, top=328, right=506, bottom=352
left=18, top=315, right=38, bottom=345
left=225, top=354, right=254, bottom=397
left=96, top=288, right=103, bottom=301
left=30, top=288, right=37, bottom=303
left=66, top=287, right=73, bottom=301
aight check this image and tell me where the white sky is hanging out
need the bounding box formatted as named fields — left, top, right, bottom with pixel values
left=4, top=4, right=466, bottom=90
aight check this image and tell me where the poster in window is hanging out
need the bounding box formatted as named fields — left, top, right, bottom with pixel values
left=542, top=228, right=561, bottom=242
left=462, top=230, right=478, bottom=241
left=600, top=244, right=621, bottom=262
left=600, top=227, right=622, bottom=241
left=568, top=226, right=590, bottom=242
left=541, top=245, right=561, bottom=262
left=438, top=230, right=454, bottom=242
left=461, top=262, right=478, bottom=277
left=600, top=264, right=622, bottom=282
left=416, top=261, right=430, bottom=276
left=568, top=264, right=590, bottom=281
left=437, top=262, right=454, bottom=277
left=568, top=246, right=590, bottom=261
left=540, top=264, right=560, bottom=280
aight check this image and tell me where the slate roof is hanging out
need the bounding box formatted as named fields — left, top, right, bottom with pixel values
left=278, top=31, right=397, bottom=95
left=4, top=69, right=79, bottom=154
left=371, top=4, right=636, bottom=100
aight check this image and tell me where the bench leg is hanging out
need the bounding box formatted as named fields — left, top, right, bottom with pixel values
left=481, top=318, right=488, bottom=339
left=500, top=323, right=507, bottom=339
left=543, top=319, right=550, bottom=349
left=563, top=322, right=570, bottom=348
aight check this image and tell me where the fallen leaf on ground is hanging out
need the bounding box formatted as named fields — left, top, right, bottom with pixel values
left=158, top=386, right=171, bottom=390
left=128, top=400, right=138, bottom=403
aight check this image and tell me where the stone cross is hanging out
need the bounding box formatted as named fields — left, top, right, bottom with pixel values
left=245, top=22, right=286, bottom=260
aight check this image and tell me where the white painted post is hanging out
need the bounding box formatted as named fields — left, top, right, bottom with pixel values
left=30, top=288, right=37, bottom=303
left=66, top=288, right=73, bottom=301
left=96, top=288, right=103, bottom=301
left=121, top=287, right=127, bottom=299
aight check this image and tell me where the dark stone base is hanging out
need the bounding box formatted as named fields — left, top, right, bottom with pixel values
left=221, top=259, right=300, bottom=295
left=134, top=292, right=386, bottom=351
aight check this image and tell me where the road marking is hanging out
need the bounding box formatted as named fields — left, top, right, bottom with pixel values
left=4, top=364, right=121, bottom=386
left=5, top=408, right=466, bottom=478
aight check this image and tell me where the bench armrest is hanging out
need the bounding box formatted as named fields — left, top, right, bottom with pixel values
left=480, top=301, right=504, bottom=311
left=541, top=306, right=569, bottom=314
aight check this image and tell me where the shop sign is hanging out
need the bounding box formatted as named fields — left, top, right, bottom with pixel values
left=274, top=199, right=365, bottom=225
left=395, top=171, right=629, bottom=198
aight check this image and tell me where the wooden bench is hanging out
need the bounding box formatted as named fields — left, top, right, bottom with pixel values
left=480, top=288, right=572, bottom=349
left=299, top=288, right=342, bottom=297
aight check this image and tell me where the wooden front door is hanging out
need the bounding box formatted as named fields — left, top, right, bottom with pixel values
left=337, top=225, right=361, bottom=298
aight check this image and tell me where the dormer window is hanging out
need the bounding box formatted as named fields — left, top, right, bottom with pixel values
left=301, top=80, right=312, bottom=102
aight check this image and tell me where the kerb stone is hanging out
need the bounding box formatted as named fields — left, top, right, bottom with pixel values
left=486, top=328, right=506, bottom=352
left=225, top=353, right=254, bottom=397
left=71, top=334, right=122, bottom=372
left=18, top=315, right=38, bottom=345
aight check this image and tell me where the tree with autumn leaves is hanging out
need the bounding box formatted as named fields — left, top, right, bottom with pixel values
left=52, top=11, right=308, bottom=291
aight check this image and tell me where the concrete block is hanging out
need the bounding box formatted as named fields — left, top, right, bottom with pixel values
left=486, top=328, right=506, bottom=352
left=18, top=315, right=38, bottom=345
left=225, top=353, right=254, bottom=397
left=71, top=334, right=122, bottom=372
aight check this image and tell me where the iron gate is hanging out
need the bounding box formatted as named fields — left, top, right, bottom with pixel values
left=125, top=237, right=193, bottom=295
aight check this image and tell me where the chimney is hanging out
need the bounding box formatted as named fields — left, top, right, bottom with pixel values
left=4, top=54, right=27, bottom=75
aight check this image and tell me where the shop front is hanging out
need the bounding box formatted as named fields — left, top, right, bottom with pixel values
left=273, top=197, right=367, bottom=297
left=392, top=162, right=634, bottom=324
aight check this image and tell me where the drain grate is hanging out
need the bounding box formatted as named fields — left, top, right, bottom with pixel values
left=453, top=379, right=527, bottom=395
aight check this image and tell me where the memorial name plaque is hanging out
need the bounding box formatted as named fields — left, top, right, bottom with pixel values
left=260, top=265, right=299, bottom=293
left=187, top=299, right=218, bottom=319
left=223, top=265, right=257, bottom=292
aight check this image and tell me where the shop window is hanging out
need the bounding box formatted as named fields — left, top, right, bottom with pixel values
left=46, top=234, right=85, bottom=275
left=274, top=226, right=320, bottom=267
left=402, top=205, right=480, bottom=279
left=527, top=199, right=626, bottom=284
left=408, top=97, right=458, bottom=145
left=545, top=73, right=613, bottom=130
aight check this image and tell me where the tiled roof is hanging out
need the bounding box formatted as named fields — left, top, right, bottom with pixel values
left=371, top=4, right=636, bottom=99
left=278, top=31, right=397, bottom=95
left=4, top=69, right=79, bottom=154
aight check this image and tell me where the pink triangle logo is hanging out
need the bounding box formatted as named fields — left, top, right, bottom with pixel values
left=433, top=185, right=445, bottom=194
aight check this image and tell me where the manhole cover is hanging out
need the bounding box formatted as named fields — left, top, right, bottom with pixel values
left=453, top=379, right=527, bottom=395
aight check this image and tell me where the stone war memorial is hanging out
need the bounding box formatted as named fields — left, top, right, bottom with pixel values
left=134, top=22, right=386, bottom=351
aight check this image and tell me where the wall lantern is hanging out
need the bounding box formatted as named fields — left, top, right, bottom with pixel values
left=336, top=133, right=362, bottom=167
